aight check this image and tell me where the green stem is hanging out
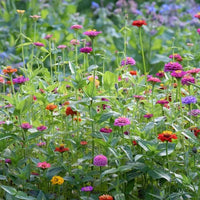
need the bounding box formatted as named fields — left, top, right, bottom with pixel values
left=139, top=27, right=146, bottom=75
left=75, top=31, right=78, bottom=66
left=49, top=40, right=53, bottom=81
left=20, top=16, right=25, bottom=68
left=166, top=141, right=169, bottom=169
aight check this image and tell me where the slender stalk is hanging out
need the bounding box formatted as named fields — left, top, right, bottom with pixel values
left=19, top=16, right=25, bottom=68
left=166, top=141, right=169, bottom=169
left=49, top=40, right=53, bottom=80
left=139, top=27, right=146, bottom=75
left=75, top=32, right=78, bottom=66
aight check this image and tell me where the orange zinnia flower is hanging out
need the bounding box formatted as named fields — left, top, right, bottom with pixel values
left=54, top=144, right=69, bottom=153
left=99, top=194, right=113, bottom=200
left=46, top=104, right=57, bottom=111
left=158, top=131, right=177, bottom=142
left=3, top=66, right=17, bottom=75
left=130, top=71, right=137, bottom=76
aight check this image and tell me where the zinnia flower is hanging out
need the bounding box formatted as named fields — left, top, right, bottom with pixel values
left=156, top=99, right=169, bottom=105
left=132, top=140, right=137, bottom=146
left=57, top=45, right=67, bottom=49
left=158, top=130, right=177, bottom=142
left=181, top=75, right=195, bottom=86
left=37, top=125, right=47, bottom=131
left=83, top=29, right=102, bottom=38
left=188, top=109, right=200, bottom=116
left=93, top=155, right=108, bottom=166
left=51, top=176, right=64, bottom=185
left=46, top=104, right=57, bottom=111
left=164, top=62, right=182, bottom=72
left=99, top=194, right=114, bottom=200
left=33, top=42, right=45, bottom=47
left=13, top=76, right=29, bottom=84
left=66, top=107, right=77, bottom=116
left=132, top=20, right=147, bottom=27
left=17, top=10, right=25, bottom=14
left=81, top=186, right=93, bottom=192
left=147, top=77, right=161, bottom=83
left=44, top=34, right=53, bottom=40
left=195, top=12, right=200, bottom=19
left=80, top=47, right=93, bottom=53
left=114, top=117, right=131, bottom=126
left=182, top=96, right=197, bottom=104
left=37, top=162, right=51, bottom=169
left=80, top=141, right=87, bottom=145
left=130, top=71, right=137, bottom=76
left=30, top=15, right=41, bottom=20
left=21, top=122, right=32, bottom=129
left=187, top=68, right=200, bottom=75
left=71, top=24, right=83, bottom=30
left=121, top=57, right=136, bottom=66
left=36, top=142, right=46, bottom=147
left=144, top=113, right=153, bottom=118
left=190, top=127, right=200, bottom=137
left=54, top=144, right=69, bottom=153
left=100, top=127, right=112, bottom=133
left=156, top=71, right=165, bottom=78
left=171, top=70, right=186, bottom=78
left=70, top=39, right=80, bottom=45
left=169, top=54, right=183, bottom=62
left=3, top=66, right=17, bottom=75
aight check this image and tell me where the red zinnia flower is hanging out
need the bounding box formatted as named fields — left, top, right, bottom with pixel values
left=158, top=131, right=177, bottom=142
left=132, top=140, right=137, bottom=146
left=55, top=144, right=69, bottom=153
left=132, top=20, right=147, bottom=27
left=130, top=71, right=137, bottom=76
left=66, top=107, right=77, bottom=116
left=80, top=141, right=87, bottom=145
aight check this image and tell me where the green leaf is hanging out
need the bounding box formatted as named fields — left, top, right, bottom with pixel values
left=37, top=191, right=46, bottom=200
left=103, top=71, right=117, bottom=90
left=40, top=47, right=49, bottom=53
left=28, top=132, right=44, bottom=141
left=88, top=65, right=98, bottom=72
left=181, top=130, right=197, bottom=143
left=98, top=111, right=120, bottom=123
left=148, top=168, right=171, bottom=181
left=15, top=191, right=36, bottom=200
left=1, top=185, right=17, bottom=195
left=69, top=61, right=75, bottom=74
left=114, top=193, right=126, bottom=200
left=101, top=168, right=118, bottom=177
left=84, top=82, right=96, bottom=97
left=17, top=42, right=32, bottom=48
left=157, top=143, right=176, bottom=156
left=120, top=146, right=133, bottom=161
left=150, top=54, right=170, bottom=64
left=46, top=167, right=64, bottom=178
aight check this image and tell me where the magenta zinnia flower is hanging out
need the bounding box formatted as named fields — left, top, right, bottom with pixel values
left=169, top=54, right=183, bottom=62
left=57, top=45, right=67, bottom=49
left=83, top=29, right=102, bottom=38
left=44, top=34, right=53, bottom=40
left=187, top=68, right=200, bottom=75
left=13, top=76, right=29, bottom=84
left=156, top=99, right=169, bottom=105
left=93, top=155, right=108, bottom=166
left=171, top=70, right=186, bottom=78
left=80, top=47, right=92, bottom=53
left=114, top=117, right=130, bottom=126
left=71, top=24, right=83, bottom=30
left=37, top=162, right=51, bottom=169
left=21, top=122, right=32, bottom=129
left=121, top=57, right=136, bottom=66
left=144, top=113, right=153, bottom=118
left=181, top=75, right=195, bottom=86
left=147, top=77, right=161, bottom=83
left=37, top=125, right=47, bottom=131
left=156, top=71, right=165, bottom=78
left=100, top=127, right=112, bottom=133
left=164, top=62, right=182, bottom=72
left=81, top=186, right=93, bottom=192
left=33, top=42, right=45, bottom=47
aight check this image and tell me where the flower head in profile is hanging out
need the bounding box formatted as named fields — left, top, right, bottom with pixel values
left=66, top=107, right=77, bottom=116
left=37, top=161, right=51, bottom=169
left=147, top=77, right=161, bottom=84
left=80, top=47, right=93, bottom=53
left=156, top=99, right=169, bottom=105
left=44, top=34, right=53, bottom=40
left=156, top=71, right=165, bottom=78
left=3, top=66, right=17, bottom=75
left=144, top=113, right=153, bottom=118
left=37, top=125, right=47, bottom=131
left=51, top=176, right=64, bottom=185
left=169, top=54, right=183, bottom=62
left=158, top=130, right=177, bottom=142
left=81, top=186, right=93, bottom=192
left=21, top=122, right=32, bottom=129
left=121, top=57, right=136, bottom=66
left=164, top=62, right=182, bottom=72
left=195, top=12, right=200, bottom=19
left=132, top=20, right=147, bottom=27
left=46, top=104, right=57, bottom=111
left=114, top=117, right=131, bottom=126
left=80, top=141, right=87, bottom=145
left=130, top=71, right=137, bottom=76
left=13, top=76, right=29, bottom=84
left=70, top=39, right=80, bottom=45
left=30, top=15, right=41, bottom=21
left=83, top=29, right=102, bottom=38
left=190, top=127, right=200, bottom=137
left=57, top=45, right=67, bottom=49
left=54, top=144, right=69, bottom=153
left=93, top=155, right=108, bottom=166
left=187, top=68, right=200, bottom=75
left=36, top=142, right=46, bottom=147
left=181, top=75, right=195, bottom=86
left=100, top=127, right=112, bottom=133
left=17, top=10, right=25, bottom=15
left=71, top=24, right=83, bottom=30
left=33, top=42, right=45, bottom=47
left=188, top=109, right=200, bottom=117
left=182, top=96, right=197, bottom=104
left=99, top=194, right=114, bottom=200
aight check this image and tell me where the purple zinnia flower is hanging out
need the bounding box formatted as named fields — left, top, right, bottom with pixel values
left=182, top=96, right=197, bottom=104
left=13, top=76, right=29, bottom=84
left=144, top=113, right=153, bottom=118
left=121, top=57, right=136, bottom=66
left=80, top=47, right=92, bottom=53
left=83, top=29, right=102, bottom=37
left=33, top=42, right=45, bottom=47
left=21, top=122, right=32, bottom=129
left=71, top=24, right=83, bottom=30
left=100, top=127, right=112, bottom=133
left=188, top=109, right=200, bottom=116
left=169, top=54, right=183, bottom=62
left=57, top=45, right=67, bottom=49
left=93, top=155, right=108, bottom=166
left=181, top=75, right=195, bottom=86
left=171, top=70, right=186, bottom=78
left=114, top=117, right=131, bottom=126
left=101, top=98, right=109, bottom=102
left=5, top=159, right=11, bottom=164
left=81, top=186, right=93, bottom=192
left=164, top=62, right=182, bottom=72
left=37, top=125, right=47, bottom=131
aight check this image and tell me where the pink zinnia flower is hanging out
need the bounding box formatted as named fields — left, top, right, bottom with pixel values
left=147, top=77, right=161, bottom=83
left=100, top=127, right=112, bottom=133
left=93, top=155, right=108, bottom=166
left=114, top=117, right=131, bottom=126
left=171, top=70, right=186, bottom=78
left=80, top=47, right=92, bottom=53
left=0, top=77, right=4, bottom=83
left=121, top=57, right=136, bottom=66
left=57, top=45, right=67, bottom=49
left=83, top=29, right=102, bottom=38
left=156, top=71, right=165, bottom=78
left=37, top=161, right=51, bottom=169
left=187, top=68, right=200, bottom=75
left=164, top=62, right=182, bottom=72
left=30, top=15, right=41, bottom=20
left=21, top=122, right=32, bottom=129
left=36, top=142, right=46, bottom=147
left=37, top=125, right=47, bottom=131
left=169, top=54, right=183, bottom=62
left=156, top=99, right=169, bottom=105
left=194, top=12, right=200, bottom=19
left=71, top=24, right=83, bottom=30
left=33, top=42, right=45, bottom=47
left=0, top=121, right=5, bottom=125
left=70, top=39, right=80, bottom=45
left=144, top=113, right=153, bottom=118
left=181, top=75, right=195, bottom=86
left=44, top=34, right=53, bottom=40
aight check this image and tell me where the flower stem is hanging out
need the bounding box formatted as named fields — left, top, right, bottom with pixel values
left=139, top=27, right=146, bottom=75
